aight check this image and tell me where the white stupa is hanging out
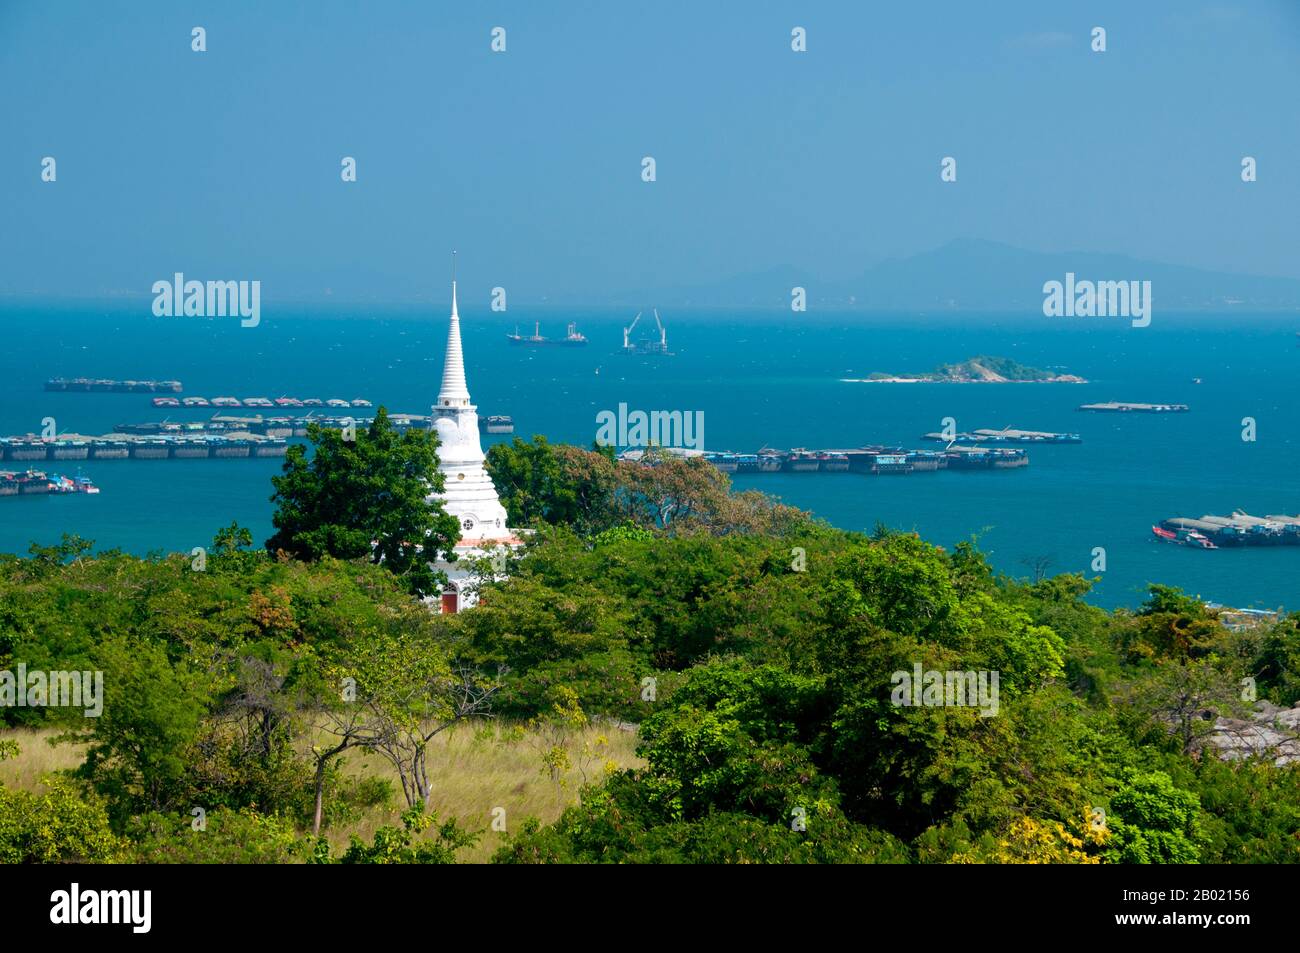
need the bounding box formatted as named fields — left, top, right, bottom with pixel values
left=426, top=258, right=519, bottom=612
left=427, top=266, right=510, bottom=540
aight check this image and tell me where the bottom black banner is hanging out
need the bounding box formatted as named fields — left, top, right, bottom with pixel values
left=0, top=863, right=1276, bottom=940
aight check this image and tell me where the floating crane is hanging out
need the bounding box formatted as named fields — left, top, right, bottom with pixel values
left=622, top=309, right=673, bottom=355
left=622, top=311, right=642, bottom=350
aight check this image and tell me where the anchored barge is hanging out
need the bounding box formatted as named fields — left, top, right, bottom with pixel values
left=923, top=428, right=1081, bottom=445
left=0, top=432, right=288, bottom=462
left=45, top=378, right=182, bottom=393
left=691, top=444, right=1029, bottom=475
left=1078, top=402, right=1189, bottom=413
left=479, top=415, right=515, bottom=434
left=152, top=395, right=372, bottom=409
left=1155, top=510, right=1300, bottom=547
left=0, top=469, right=99, bottom=496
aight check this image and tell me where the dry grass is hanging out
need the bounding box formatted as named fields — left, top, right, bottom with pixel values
left=0, top=727, right=84, bottom=788
left=322, top=719, right=642, bottom=862
left=0, top=719, right=642, bottom=864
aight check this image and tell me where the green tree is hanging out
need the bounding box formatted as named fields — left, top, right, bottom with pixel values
left=328, top=807, right=476, bottom=864
left=267, top=408, right=459, bottom=596
left=1103, top=771, right=1205, bottom=864
left=61, top=635, right=209, bottom=824
left=0, top=777, right=124, bottom=864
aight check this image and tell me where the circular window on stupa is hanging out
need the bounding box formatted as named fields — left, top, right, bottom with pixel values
left=462, top=517, right=474, bottom=531
left=457, top=473, right=465, bottom=481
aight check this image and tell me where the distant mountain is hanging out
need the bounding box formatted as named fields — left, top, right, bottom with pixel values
left=626, top=239, right=1300, bottom=311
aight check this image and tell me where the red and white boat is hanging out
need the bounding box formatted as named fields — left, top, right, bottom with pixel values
left=1152, top=525, right=1217, bottom=549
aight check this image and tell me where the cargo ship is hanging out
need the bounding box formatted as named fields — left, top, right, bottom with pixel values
left=45, top=378, right=182, bottom=393
left=507, top=322, right=588, bottom=347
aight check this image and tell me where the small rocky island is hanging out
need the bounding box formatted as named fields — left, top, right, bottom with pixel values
left=848, top=355, right=1087, bottom=384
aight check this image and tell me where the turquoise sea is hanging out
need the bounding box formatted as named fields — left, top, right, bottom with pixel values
left=1, top=300, right=1296, bottom=611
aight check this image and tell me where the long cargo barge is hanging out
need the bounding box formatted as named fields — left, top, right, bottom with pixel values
left=0, top=433, right=288, bottom=462
left=152, top=395, right=373, bottom=409
left=689, top=445, right=1029, bottom=475
left=116, top=412, right=438, bottom=439
left=45, top=378, right=181, bottom=393
left=0, top=469, right=99, bottom=496
left=1156, top=510, right=1300, bottom=547
left=922, top=428, right=1081, bottom=445
left=1079, top=402, right=1188, bottom=413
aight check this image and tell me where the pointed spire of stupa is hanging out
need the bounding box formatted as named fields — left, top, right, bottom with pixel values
left=438, top=251, right=470, bottom=406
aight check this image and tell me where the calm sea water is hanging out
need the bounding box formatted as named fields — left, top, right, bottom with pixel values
left=1, top=300, right=1296, bottom=611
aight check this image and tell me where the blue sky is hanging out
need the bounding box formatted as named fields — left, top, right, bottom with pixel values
left=2, top=0, right=1298, bottom=303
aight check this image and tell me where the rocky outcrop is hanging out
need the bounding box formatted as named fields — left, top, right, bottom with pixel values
left=1202, top=701, right=1300, bottom=767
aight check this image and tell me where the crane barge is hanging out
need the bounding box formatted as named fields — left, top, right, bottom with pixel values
left=622, top=309, right=673, bottom=355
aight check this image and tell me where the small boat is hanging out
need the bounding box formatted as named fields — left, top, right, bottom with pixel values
left=326, top=398, right=351, bottom=408
left=181, top=396, right=211, bottom=407
left=350, top=398, right=372, bottom=407
left=1152, top=525, right=1218, bottom=549
left=301, top=398, right=324, bottom=407
left=274, top=397, right=304, bottom=408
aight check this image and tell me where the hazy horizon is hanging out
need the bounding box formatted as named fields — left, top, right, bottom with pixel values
left=4, top=1, right=1300, bottom=306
